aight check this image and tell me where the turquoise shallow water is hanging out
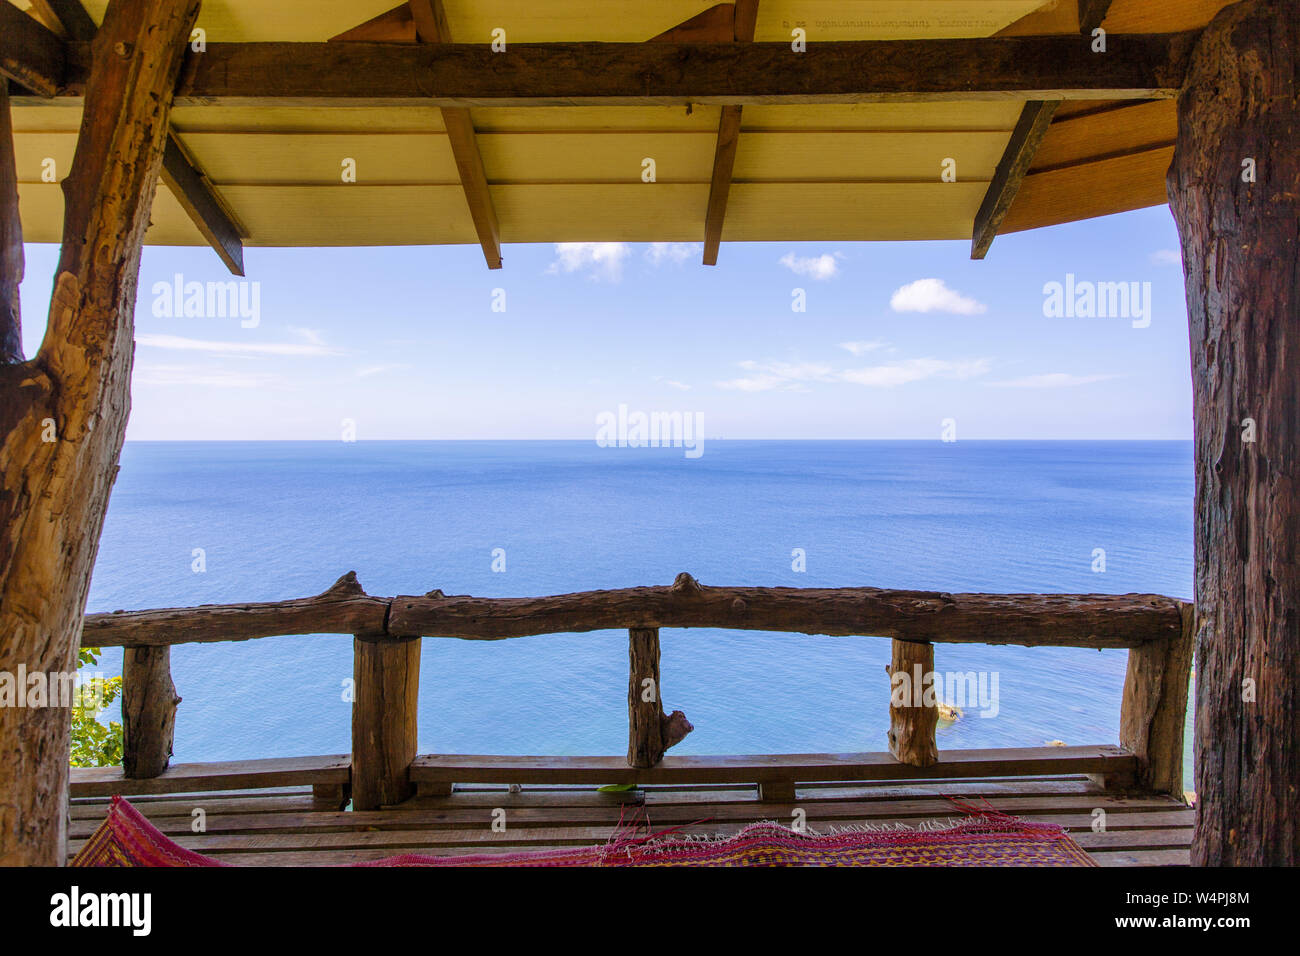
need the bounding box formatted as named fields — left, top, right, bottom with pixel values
left=84, top=440, right=1195, bottom=788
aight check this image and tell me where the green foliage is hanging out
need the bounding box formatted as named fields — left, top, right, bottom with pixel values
left=70, top=648, right=123, bottom=768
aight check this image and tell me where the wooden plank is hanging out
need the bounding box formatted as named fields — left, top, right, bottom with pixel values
left=970, top=100, right=1059, bottom=259
left=0, top=2, right=66, bottom=97
left=411, top=745, right=1136, bottom=787
left=351, top=634, right=421, bottom=810
left=1120, top=601, right=1194, bottom=797
left=409, top=0, right=502, bottom=269
left=69, top=755, right=351, bottom=798
left=159, top=133, right=245, bottom=275
left=42, top=34, right=1203, bottom=107
left=328, top=6, right=416, bottom=43
left=1000, top=144, right=1175, bottom=233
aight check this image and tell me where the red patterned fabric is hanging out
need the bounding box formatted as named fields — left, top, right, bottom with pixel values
left=72, top=795, right=1096, bottom=867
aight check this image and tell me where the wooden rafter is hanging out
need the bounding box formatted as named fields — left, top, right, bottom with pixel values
left=159, top=133, right=246, bottom=276
left=0, top=2, right=65, bottom=97
left=701, top=1, right=758, bottom=266
left=394, top=1, right=501, bottom=269
left=41, top=0, right=98, bottom=40
left=970, top=100, right=1060, bottom=259
left=24, top=33, right=1198, bottom=106
left=8, top=0, right=244, bottom=274
left=1078, top=0, right=1115, bottom=33
left=649, top=3, right=735, bottom=43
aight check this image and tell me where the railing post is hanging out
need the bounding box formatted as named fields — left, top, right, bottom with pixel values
left=1118, top=601, right=1195, bottom=798
left=627, top=626, right=693, bottom=769
left=887, top=639, right=938, bottom=767
left=351, top=633, right=420, bottom=810
left=121, top=646, right=181, bottom=779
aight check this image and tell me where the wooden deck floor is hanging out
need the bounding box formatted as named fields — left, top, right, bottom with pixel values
left=69, top=774, right=1194, bottom=867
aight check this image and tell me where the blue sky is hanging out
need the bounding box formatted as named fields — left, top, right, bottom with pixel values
left=18, top=204, right=1191, bottom=440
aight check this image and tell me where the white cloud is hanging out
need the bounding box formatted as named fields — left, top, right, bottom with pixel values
left=548, top=242, right=631, bottom=281
left=133, top=363, right=269, bottom=389
left=1150, top=249, right=1182, bottom=266
left=839, top=358, right=991, bottom=387
left=985, top=372, right=1117, bottom=388
left=889, top=278, right=987, bottom=315
left=717, top=355, right=987, bottom=391
left=778, top=252, right=840, bottom=280
left=664, top=380, right=692, bottom=391
left=645, top=243, right=701, bottom=265
left=289, top=326, right=325, bottom=346
left=357, top=363, right=409, bottom=378
left=838, top=340, right=885, bottom=356
left=135, top=334, right=341, bottom=356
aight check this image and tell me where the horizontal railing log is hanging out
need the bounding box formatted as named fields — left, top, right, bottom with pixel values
left=83, top=571, right=1183, bottom=649
left=79, top=572, right=1194, bottom=805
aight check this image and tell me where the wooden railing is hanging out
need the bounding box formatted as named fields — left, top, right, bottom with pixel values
left=81, top=572, right=1194, bottom=809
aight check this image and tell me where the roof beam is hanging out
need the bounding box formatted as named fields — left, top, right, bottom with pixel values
left=970, top=100, right=1060, bottom=259
left=0, top=3, right=65, bottom=97
left=31, top=33, right=1199, bottom=107
left=38, top=0, right=245, bottom=275
left=41, top=0, right=98, bottom=40
left=701, top=1, right=759, bottom=266
left=159, top=134, right=246, bottom=276
left=408, top=0, right=502, bottom=270
left=1078, top=0, right=1115, bottom=34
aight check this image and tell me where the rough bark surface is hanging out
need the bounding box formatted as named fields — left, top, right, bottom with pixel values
left=626, top=627, right=693, bottom=768
left=121, top=646, right=181, bottom=778
left=84, top=578, right=1184, bottom=648
left=0, top=0, right=201, bottom=866
left=1119, top=602, right=1194, bottom=798
left=351, top=634, right=421, bottom=810
left=887, top=639, right=939, bottom=767
left=1167, top=0, right=1300, bottom=865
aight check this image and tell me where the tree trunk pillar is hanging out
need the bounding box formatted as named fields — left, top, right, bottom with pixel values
left=351, top=634, right=421, bottom=810
left=887, top=639, right=939, bottom=767
left=1168, top=0, right=1300, bottom=865
left=0, top=0, right=202, bottom=867
left=122, top=646, right=181, bottom=778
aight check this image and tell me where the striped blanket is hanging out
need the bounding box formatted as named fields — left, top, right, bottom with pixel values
left=72, top=795, right=1096, bottom=867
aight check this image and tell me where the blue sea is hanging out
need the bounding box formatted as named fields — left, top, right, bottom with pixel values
left=84, top=440, right=1195, bottom=788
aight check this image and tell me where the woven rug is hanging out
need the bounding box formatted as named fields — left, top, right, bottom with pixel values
left=72, top=795, right=1096, bottom=867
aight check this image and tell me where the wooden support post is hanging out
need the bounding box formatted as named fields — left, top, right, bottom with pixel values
left=1118, top=604, right=1194, bottom=798
left=887, top=639, right=938, bottom=767
left=0, top=82, right=22, bottom=365
left=1168, top=0, right=1300, bottom=866
left=627, top=626, right=693, bottom=768
left=627, top=627, right=665, bottom=768
left=351, top=634, right=420, bottom=810
left=121, top=646, right=181, bottom=778
left=0, top=0, right=201, bottom=868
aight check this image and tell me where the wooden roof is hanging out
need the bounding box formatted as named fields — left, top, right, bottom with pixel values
left=4, top=0, right=1234, bottom=270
